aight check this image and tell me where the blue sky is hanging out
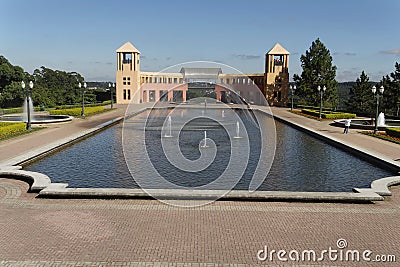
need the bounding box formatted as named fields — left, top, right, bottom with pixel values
left=1, top=0, right=399, bottom=82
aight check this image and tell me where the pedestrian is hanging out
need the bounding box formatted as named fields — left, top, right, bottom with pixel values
left=343, top=118, right=351, bottom=134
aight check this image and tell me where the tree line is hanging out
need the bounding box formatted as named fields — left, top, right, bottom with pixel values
left=0, top=55, right=85, bottom=108
left=293, top=38, right=400, bottom=117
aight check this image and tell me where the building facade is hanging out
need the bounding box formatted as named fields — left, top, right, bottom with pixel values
left=116, top=41, right=289, bottom=106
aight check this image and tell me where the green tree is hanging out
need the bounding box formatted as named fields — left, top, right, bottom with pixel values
left=0, top=81, right=25, bottom=107
left=346, top=71, right=374, bottom=115
left=293, top=38, right=338, bottom=107
left=0, top=55, right=87, bottom=109
left=0, top=56, right=24, bottom=90
left=384, top=62, right=400, bottom=117
left=32, top=67, right=84, bottom=107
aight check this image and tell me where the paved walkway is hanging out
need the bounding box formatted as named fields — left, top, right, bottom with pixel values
left=0, top=105, right=127, bottom=165
left=0, top=106, right=399, bottom=266
left=270, top=107, right=400, bottom=166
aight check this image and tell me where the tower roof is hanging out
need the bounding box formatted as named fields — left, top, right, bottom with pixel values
left=116, top=41, right=140, bottom=53
left=267, top=43, right=290, bottom=55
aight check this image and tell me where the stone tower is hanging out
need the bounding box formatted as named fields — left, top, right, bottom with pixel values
left=116, top=42, right=141, bottom=104
left=264, top=43, right=290, bottom=106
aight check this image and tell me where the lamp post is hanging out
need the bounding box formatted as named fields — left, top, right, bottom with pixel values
left=78, top=82, right=87, bottom=116
left=21, top=81, right=34, bottom=130
left=317, top=85, right=326, bottom=119
left=109, top=82, right=115, bottom=109
left=371, top=85, right=384, bottom=134
left=290, top=85, right=296, bottom=111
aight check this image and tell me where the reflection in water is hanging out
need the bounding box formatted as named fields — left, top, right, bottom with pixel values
left=26, top=109, right=394, bottom=192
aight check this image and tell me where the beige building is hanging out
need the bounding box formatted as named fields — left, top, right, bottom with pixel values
left=116, top=41, right=289, bottom=106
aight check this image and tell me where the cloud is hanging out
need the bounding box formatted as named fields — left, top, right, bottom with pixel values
left=336, top=70, right=359, bottom=82
left=166, top=57, right=171, bottom=61
left=91, top=61, right=113, bottom=65
left=380, top=49, right=400, bottom=55
left=333, top=52, right=356, bottom=56
left=233, top=54, right=261, bottom=60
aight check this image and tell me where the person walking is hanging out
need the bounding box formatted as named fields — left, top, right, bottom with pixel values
left=343, top=118, right=351, bottom=134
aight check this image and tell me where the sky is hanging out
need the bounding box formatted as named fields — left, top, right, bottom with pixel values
left=1, top=0, right=400, bottom=82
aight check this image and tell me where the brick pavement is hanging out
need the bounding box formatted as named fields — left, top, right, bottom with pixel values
left=0, top=178, right=399, bottom=266
left=0, top=106, right=400, bottom=266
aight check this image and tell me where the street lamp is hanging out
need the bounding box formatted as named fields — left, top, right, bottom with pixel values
left=21, top=81, right=34, bottom=130
left=317, top=85, right=326, bottom=119
left=78, top=82, right=87, bottom=116
left=109, top=82, right=115, bottom=109
left=371, top=85, right=384, bottom=134
left=289, top=85, right=296, bottom=111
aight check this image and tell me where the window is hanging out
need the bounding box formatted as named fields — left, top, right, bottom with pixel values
left=127, top=89, right=131, bottom=100
left=123, top=53, right=132, bottom=64
left=123, top=89, right=127, bottom=100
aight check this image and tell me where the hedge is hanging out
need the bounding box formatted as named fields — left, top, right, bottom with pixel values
left=0, top=122, right=26, bottom=139
left=297, top=105, right=334, bottom=112
left=0, top=107, right=41, bottom=115
left=386, top=128, right=400, bottom=138
left=301, top=109, right=356, bottom=119
left=50, top=106, right=105, bottom=117
left=55, top=101, right=112, bottom=110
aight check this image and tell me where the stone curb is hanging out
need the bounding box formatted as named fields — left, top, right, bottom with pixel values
left=0, top=168, right=51, bottom=192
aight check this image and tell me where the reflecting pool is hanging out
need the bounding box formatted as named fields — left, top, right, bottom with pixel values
left=25, top=109, right=394, bottom=192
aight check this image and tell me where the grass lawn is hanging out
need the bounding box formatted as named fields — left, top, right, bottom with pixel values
left=0, top=126, right=43, bottom=142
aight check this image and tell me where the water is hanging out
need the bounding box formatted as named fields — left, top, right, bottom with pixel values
left=25, top=109, right=395, bottom=192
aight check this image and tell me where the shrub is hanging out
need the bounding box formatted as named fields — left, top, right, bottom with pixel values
left=50, top=106, right=105, bottom=117
left=386, top=128, right=400, bottom=138
left=323, top=113, right=356, bottom=119
left=0, top=122, right=26, bottom=139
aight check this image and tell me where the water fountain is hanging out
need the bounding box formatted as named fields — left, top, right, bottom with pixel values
left=200, top=130, right=209, bottom=148
left=22, top=96, right=34, bottom=122
left=164, top=115, right=173, bottom=137
left=377, top=112, right=385, bottom=127
left=201, top=110, right=205, bottom=116
left=222, top=110, right=225, bottom=118
left=0, top=100, right=72, bottom=124
left=233, top=121, right=242, bottom=139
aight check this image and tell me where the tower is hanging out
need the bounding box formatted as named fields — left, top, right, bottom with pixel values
left=264, top=43, right=290, bottom=106
left=116, top=42, right=141, bottom=104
